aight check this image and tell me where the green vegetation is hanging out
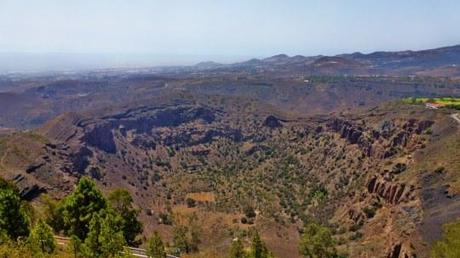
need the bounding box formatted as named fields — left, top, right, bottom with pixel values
left=108, top=189, right=143, bottom=246
left=0, top=176, right=142, bottom=258
left=431, top=220, right=460, bottom=258
left=250, top=231, right=273, bottom=258
left=60, top=177, right=108, bottom=239
left=403, top=97, right=460, bottom=109
left=28, top=220, right=56, bottom=254
left=172, top=225, right=190, bottom=255
left=81, top=210, right=126, bottom=258
left=147, top=231, right=167, bottom=258
left=226, top=231, right=273, bottom=258
left=228, top=238, right=245, bottom=258
left=0, top=181, right=29, bottom=240
left=299, top=222, right=338, bottom=258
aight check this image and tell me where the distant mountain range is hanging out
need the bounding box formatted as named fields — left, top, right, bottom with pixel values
left=193, top=44, right=460, bottom=76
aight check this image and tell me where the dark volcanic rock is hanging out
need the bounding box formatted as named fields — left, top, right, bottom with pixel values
left=84, top=125, right=117, bottom=153
left=71, top=147, right=93, bottom=173
left=264, top=115, right=282, bottom=128
left=26, top=162, right=45, bottom=173
left=19, top=184, right=46, bottom=201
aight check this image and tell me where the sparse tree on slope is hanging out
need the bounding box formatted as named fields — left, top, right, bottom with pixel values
left=108, top=189, right=143, bottom=246
left=147, top=231, right=166, bottom=258
left=61, top=177, right=108, bottom=240
left=82, top=210, right=125, bottom=258
left=172, top=225, right=190, bottom=255
left=250, top=231, right=272, bottom=258
left=229, top=238, right=246, bottom=258
left=28, top=219, right=56, bottom=254
left=299, top=222, right=337, bottom=258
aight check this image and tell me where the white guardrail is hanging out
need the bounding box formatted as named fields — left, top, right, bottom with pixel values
left=54, top=236, right=179, bottom=258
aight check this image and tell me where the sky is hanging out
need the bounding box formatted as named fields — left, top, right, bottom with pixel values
left=0, top=0, right=460, bottom=70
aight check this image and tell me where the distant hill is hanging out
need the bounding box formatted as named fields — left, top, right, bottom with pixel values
left=200, top=44, right=460, bottom=76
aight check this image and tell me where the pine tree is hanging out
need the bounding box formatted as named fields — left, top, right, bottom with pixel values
left=82, top=210, right=125, bottom=258
left=0, top=186, right=29, bottom=240
left=250, top=231, right=271, bottom=258
left=147, top=231, right=167, bottom=258
left=28, top=220, right=56, bottom=254
left=108, top=189, right=143, bottom=246
left=61, top=177, right=108, bottom=240
left=229, top=238, right=246, bottom=258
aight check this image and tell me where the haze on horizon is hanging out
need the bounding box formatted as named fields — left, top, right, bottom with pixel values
left=1, top=0, right=460, bottom=72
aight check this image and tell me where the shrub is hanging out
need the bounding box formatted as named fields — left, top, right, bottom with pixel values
left=28, top=220, right=56, bottom=254
left=147, top=231, right=167, bottom=258
left=243, top=206, right=256, bottom=218
left=229, top=238, right=245, bottom=258
left=186, top=198, right=197, bottom=208
left=299, top=222, right=337, bottom=258
left=431, top=220, right=460, bottom=258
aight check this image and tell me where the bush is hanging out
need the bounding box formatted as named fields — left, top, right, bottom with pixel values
left=158, top=212, right=173, bottom=225
left=299, top=222, right=337, bottom=258
left=28, top=220, right=56, bottom=254
left=363, top=206, right=377, bottom=219
left=229, top=238, right=245, bottom=258
left=243, top=206, right=256, bottom=219
left=186, top=198, right=197, bottom=208
left=147, top=231, right=167, bottom=258
left=173, top=225, right=190, bottom=254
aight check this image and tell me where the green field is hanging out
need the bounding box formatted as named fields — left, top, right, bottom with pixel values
left=403, top=97, right=460, bottom=109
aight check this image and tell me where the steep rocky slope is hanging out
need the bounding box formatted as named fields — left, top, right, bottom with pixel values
left=1, top=94, right=458, bottom=257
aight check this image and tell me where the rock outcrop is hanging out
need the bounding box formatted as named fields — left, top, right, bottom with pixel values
left=367, top=176, right=414, bottom=205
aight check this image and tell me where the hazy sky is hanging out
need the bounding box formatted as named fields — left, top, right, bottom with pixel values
left=1, top=0, right=460, bottom=68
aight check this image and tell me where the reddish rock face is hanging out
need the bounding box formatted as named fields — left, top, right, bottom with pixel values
left=367, top=176, right=413, bottom=205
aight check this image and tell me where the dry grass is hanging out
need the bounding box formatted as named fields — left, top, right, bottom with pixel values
left=186, top=192, right=216, bottom=203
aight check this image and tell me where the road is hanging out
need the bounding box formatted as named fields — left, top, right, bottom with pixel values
left=451, top=113, right=460, bottom=124
left=54, top=236, right=179, bottom=258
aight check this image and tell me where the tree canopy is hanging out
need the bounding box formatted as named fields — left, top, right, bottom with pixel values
left=147, top=231, right=167, bottom=258
left=0, top=185, right=29, bottom=240
left=108, top=189, right=143, bottom=246
left=82, top=210, right=126, bottom=258
left=28, top=219, right=56, bottom=254
left=299, top=222, right=337, bottom=258
left=61, top=176, right=108, bottom=240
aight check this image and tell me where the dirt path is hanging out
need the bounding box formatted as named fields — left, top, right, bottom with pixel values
left=0, top=140, right=11, bottom=168
left=451, top=113, right=460, bottom=124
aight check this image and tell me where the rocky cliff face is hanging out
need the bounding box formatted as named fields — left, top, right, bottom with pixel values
left=2, top=100, right=452, bottom=258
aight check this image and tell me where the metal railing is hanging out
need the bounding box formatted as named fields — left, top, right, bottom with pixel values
left=54, top=235, right=179, bottom=258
